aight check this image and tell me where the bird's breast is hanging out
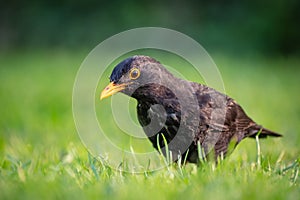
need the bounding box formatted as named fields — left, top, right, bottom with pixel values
left=137, top=101, right=181, bottom=139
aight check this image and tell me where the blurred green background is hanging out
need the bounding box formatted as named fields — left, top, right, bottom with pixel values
left=1, top=0, right=299, bottom=55
left=0, top=1, right=300, bottom=199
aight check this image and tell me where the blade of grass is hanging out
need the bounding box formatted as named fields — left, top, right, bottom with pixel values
left=255, top=128, right=263, bottom=168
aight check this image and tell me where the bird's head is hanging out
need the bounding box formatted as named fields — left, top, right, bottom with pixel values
left=100, top=55, right=172, bottom=100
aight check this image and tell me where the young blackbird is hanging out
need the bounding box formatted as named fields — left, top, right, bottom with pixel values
left=100, top=55, right=281, bottom=163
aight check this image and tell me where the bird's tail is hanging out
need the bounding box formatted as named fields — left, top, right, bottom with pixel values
left=248, top=125, right=282, bottom=138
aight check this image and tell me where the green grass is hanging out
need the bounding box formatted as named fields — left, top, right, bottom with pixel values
left=0, top=50, right=299, bottom=199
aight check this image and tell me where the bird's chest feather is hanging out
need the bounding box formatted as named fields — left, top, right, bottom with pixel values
left=136, top=100, right=181, bottom=147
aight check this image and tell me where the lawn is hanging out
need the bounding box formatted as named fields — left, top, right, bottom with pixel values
left=0, top=50, right=299, bottom=199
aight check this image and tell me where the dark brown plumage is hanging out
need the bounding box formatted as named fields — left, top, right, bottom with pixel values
left=100, top=55, right=281, bottom=163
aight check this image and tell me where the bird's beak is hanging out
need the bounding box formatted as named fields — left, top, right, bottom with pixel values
left=100, top=82, right=127, bottom=100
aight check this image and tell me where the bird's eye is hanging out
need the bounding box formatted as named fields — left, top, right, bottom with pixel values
left=129, top=68, right=140, bottom=80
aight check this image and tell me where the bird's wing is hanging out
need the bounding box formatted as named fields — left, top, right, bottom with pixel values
left=191, top=82, right=281, bottom=140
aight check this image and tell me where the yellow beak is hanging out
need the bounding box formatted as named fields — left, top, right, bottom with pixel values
left=100, top=82, right=127, bottom=100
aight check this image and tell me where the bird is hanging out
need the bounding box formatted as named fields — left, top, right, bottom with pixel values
left=100, top=55, right=282, bottom=163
